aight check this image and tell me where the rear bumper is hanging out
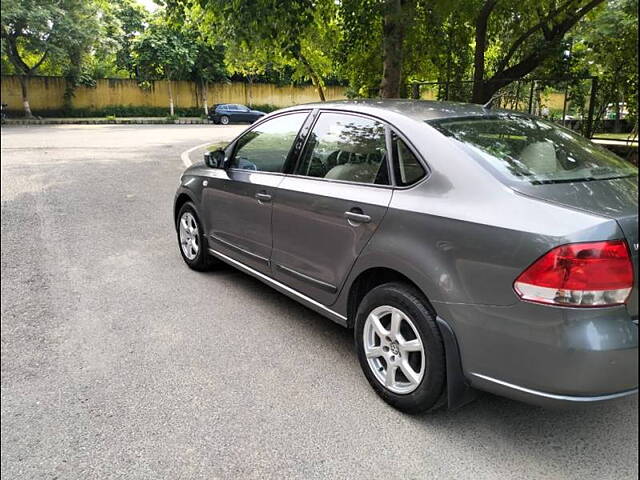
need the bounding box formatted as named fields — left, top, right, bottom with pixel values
left=469, top=372, right=638, bottom=408
left=435, top=300, right=638, bottom=407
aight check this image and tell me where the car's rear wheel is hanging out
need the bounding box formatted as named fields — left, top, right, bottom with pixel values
left=220, top=115, right=230, bottom=125
left=176, top=203, right=217, bottom=271
left=354, top=282, right=446, bottom=413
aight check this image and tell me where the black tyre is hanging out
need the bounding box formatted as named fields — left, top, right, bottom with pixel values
left=354, top=282, right=446, bottom=413
left=176, top=202, right=217, bottom=271
left=219, top=115, right=230, bottom=125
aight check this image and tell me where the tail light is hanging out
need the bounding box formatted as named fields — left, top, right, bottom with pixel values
left=514, top=240, right=634, bottom=307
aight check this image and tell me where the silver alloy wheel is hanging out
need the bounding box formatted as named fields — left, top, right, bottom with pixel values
left=179, top=212, right=200, bottom=260
left=220, top=115, right=229, bottom=125
left=363, top=305, right=426, bottom=394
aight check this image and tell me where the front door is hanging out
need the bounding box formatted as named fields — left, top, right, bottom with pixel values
left=271, top=112, right=393, bottom=305
left=203, top=111, right=309, bottom=274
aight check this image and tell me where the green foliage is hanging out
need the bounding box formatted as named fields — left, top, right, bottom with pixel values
left=131, top=14, right=197, bottom=81
left=1, top=0, right=102, bottom=76
left=192, top=0, right=339, bottom=100
left=1, top=0, right=637, bottom=119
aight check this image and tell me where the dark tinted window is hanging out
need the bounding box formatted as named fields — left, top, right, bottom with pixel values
left=295, top=113, right=389, bottom=185
left=231, top=113, right=308, bottom=172
left=392, top=134, right=426, bottom=186
left=432, top=116, right=638, bottom=184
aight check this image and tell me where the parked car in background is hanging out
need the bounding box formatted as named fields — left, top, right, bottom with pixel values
left=209, top=104, right=266, bottom=125
left=175, top=100, right=638, bottom=413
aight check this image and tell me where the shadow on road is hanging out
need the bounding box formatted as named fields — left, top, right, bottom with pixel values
left=202, top=263, right=638, bottom=470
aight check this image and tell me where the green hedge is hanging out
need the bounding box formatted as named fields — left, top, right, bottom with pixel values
left=6, top=103, right=283, bottom=118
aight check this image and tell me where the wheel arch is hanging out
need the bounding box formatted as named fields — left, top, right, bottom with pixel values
left=345, top=267, right=435, bottom=329
left=345, top=264, right=477, bottom=410
left=174, top=190, right=198, bottom=227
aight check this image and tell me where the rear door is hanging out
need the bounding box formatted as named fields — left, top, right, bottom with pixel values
left=203, top=111, right=309, bottom=274
left=271, top=111, right=393, bottom=305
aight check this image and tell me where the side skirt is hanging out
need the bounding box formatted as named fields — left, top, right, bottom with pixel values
left=208, top=248, right=348, bottom=327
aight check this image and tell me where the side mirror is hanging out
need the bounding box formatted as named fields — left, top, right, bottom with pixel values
left=204, top=149, right=226, bottom=168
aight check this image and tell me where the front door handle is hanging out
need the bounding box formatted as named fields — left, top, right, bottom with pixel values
left=255, top=192, right=272, bottom=203
left=344, top=210, right=371, bottom=224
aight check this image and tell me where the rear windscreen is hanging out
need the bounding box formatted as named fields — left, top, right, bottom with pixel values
left=430, top=116, right=638, bottom=184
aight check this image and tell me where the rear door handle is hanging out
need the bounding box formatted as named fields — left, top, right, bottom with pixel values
left=255, top=192, right=272, bottom=203
left=344, top=211, right=371, bottom=224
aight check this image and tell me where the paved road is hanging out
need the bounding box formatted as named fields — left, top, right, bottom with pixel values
left=1, top=124, right=638, bottom=480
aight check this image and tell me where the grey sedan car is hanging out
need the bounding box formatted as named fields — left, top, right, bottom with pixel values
left=174, top=100, right=638, bottom=413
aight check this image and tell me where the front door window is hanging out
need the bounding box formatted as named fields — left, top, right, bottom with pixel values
left=231, top=113, right=309, bottom=172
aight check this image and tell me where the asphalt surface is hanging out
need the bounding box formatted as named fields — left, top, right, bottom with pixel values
left=1, top=124, right=638, bottom=479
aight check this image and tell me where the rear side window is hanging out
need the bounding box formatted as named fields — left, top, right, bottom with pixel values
left=231, top=113, right=308, bottom=172
left=432, top=116, right=638, bottom=184
left=392, top=133, right=426, bottom=186
left=295, top=112, right=389, bottom=185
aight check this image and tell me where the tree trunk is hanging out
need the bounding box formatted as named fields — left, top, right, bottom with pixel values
left=201, top=78, right=209, bottom=116
left=379, top=0, right=407, bottom=98
left=314, top=77, right=326, bottom=102
left=471, top=0, right=498, bottom=104
left=299, top=54, right=326, bottom=101
left=473, top=0, right=604, bottom=104
left=247, top=76, right=253, bottom=107
left=167, top=78, right=175, bottom=116
left=18, top=76, right=33, bottom=118
left=614, top=93, right=621, bottom=133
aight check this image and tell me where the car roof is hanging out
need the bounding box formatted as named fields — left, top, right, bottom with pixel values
left=283, top=99, right=516, bottom=122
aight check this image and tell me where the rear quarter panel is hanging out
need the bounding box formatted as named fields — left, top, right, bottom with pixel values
left=332, top=119, right=624, bottom=313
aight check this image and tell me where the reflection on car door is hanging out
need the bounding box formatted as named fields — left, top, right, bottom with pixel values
left=203, top=112, right=309, bottom=274
left=270, top=112, right=393, bottom=305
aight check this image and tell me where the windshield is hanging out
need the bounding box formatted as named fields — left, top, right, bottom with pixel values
left=430, top=116, right=638, bottom=184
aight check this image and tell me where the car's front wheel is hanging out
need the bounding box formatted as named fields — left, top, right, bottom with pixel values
left=176, top=203, right=217, bottom=271
left=354, top=282, right=446, bottom=413
left=219, top=115, right=230, bottom=125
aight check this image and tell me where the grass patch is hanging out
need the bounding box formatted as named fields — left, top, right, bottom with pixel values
left=591, top=132, right=638, bottom=141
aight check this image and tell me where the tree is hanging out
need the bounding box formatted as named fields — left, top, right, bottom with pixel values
left=224, top=42, right=271, bottom=107
left=470, top=0, right=606, bottom=104
left=575, top=0, right=638, bottom=132
left=379, top=0, right=417, bottom=98
left=191, top=41, right=226, bottom=115
left=132, top=14, right=198, bottom=115
left=1, top=0, right=101, bottom=117
left=60, top=1, right=103, bottom=110
left=111, top=0, right=151, bottom=78
left=193, top=0, right=338, bottom=101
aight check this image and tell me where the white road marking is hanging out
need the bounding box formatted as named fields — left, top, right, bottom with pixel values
left=180, top=141, right=212, bottom=167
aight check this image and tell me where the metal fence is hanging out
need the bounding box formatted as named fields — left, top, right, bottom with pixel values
left=409, top=76, right=601, bottom=138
